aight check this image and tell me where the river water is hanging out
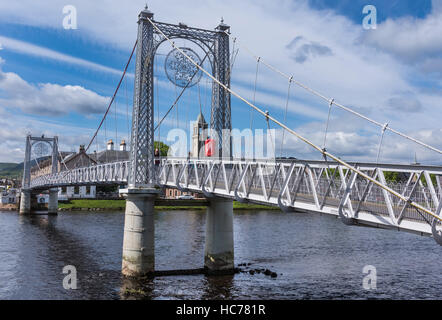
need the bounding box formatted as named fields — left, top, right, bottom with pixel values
left=0, top=209, right=440, bottom=300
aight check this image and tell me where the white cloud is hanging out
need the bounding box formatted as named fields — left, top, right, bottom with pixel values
left=0, top=35, right=132, bottom=77
left=0, top=66, right=110, bottom=116
left=0, top=110, right=97, bottom=162
left=286, top=36, right=333, bottom=64
left=0, top=44, right=4, bottom=65
left=275, top=124, right=442, bottom=165
left=361, top=1, right=442, bottom=75
left=387, top=96, right=423, bottom=113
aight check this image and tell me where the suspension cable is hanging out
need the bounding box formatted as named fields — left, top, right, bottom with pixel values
left=323, top=98, right=334, bottom=151
left=197, top=81, right=203, bottom=114
left=376, top=123, right=389, bottom=165
left=227, top=37, right=239, bottom=83
left=95, top=132, right=99, bottom=163
left=265, top=110, right=276, bottom=160
left=226, top=31, right=442, bottom=157
left=31, top=149, right=42, bottom=171
left=155, top=59, right=160, bottom=148
left=57, top=148, right=69, bottom=171
left=104, top=115, right=108, bottom=163
left=115, top=98, right=119, bottom=162
left=174, top=75, right=178, bottom=129
left=85, top=39, right=137, bottom=153
left=250, top=57, right=260, bottom=135
left=125, top=76, right=130, bottom=148
left=147, top=16, right=442, bottom=222
left=281, top=76, right=293, bottom=158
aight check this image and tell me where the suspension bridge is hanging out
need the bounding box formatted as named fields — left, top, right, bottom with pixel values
left=19, top=7, right=442, bottom=276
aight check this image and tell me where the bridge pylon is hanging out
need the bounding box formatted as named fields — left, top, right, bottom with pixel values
left=120, top=6, right=235, bottom=276
left=205, top=197, right=234, bottom=274
left=20, top=134, right=59, bottom=215
left=119, top=6, right=158, bottom=277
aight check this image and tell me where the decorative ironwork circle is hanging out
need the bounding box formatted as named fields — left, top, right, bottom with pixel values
left=33, top=141, right=50, bottom=158
left=164, top=47, right=203, bottom=88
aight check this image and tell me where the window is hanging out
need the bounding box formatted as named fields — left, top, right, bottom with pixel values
left=74, top=186, right=79, bottom=194
left=86, top=186, right=91, bottom=195
left=61, top=186, right=67, bottom=194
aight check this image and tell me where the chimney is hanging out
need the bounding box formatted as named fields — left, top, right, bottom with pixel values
left=120, top=140, right=127, bottom=151
left=79, top=145, right=85, bottom=153
left=107, top=139, right=114, bottom=151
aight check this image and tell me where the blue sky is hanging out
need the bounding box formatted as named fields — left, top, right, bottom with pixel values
left=308, top=0, right=433, bottom=22
left=0, top=0, right=441, bottom=164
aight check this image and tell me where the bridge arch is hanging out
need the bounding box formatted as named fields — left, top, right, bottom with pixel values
left=153, top=36, right=217, bottom=72
left=22, top=135, right=59, bottom=190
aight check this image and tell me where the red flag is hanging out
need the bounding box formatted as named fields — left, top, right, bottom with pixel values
left=205, top=138, right=214, bottom=157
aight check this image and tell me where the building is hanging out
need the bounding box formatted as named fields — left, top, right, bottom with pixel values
left=0, top=188, right=18, bottom=204
left=58, top=145, right=98, bottom=200
left=163, top=114, right=207, bottom=199
left=36, top=193, right=49, bottom=204
left=93, top=139, right=129, bottom=163
left=62, top=144, right=97, bottom=169
left=59, top=185, right=96, bottom=200
left=163, top=188, right=202, bottom=199
left=191, top=112, right=208, bottom=158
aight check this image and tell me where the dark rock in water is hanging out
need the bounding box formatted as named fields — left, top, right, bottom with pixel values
left=255, top=269, right=261, bottom=274
left=249, top=270, right=255, bottom=275
left=247, top=263, right=252, bottom=266
left=264, top=269, right=271, bottom=276
left=271, top=272, right=277, bottom=278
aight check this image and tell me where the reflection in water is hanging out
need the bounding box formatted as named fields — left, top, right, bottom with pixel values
left=202, top=275, right=234, bottom=300
left=15, top=214, right=120, bottom=300
left=120, top=277, right=154, bottom=300
left=0, top=209, right=441, bottom=299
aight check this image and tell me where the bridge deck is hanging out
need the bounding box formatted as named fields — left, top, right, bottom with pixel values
left=28, top=158, right=442, bottom=240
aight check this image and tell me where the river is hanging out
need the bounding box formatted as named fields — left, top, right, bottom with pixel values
left=0, top=209, right=440, bottom=300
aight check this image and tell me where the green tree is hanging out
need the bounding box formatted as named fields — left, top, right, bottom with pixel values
left=154, top=141, right=169, bottom=156
left=384, top=171, right=400, bottom=183
left=419, top=173, right=437, bottom=187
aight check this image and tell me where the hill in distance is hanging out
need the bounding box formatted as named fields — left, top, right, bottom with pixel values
left=0, top=162, right=23, bottom=179
left=0, top=156, right=55, bottom=179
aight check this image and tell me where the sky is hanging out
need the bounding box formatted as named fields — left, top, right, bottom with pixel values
left=0, top=0, right=441, bottom=164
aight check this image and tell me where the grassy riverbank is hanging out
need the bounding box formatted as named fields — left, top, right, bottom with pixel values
left=58, top=199, right=279, bottom=211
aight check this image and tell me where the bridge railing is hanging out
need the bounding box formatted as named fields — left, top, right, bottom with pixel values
left=158, top=158, right=442, bottom=233
left=29, top=157, right=442, bottom=236
left=30, top=161, right=130, bottom=188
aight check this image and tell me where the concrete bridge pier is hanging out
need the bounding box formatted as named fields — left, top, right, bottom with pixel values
left=48, top=188, right=58, bottom=215
left=204, top=197, right=234, bottom=274
left=19, top=190, right=31, bottom=215
left=120, top=188, right=159, bottom=277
